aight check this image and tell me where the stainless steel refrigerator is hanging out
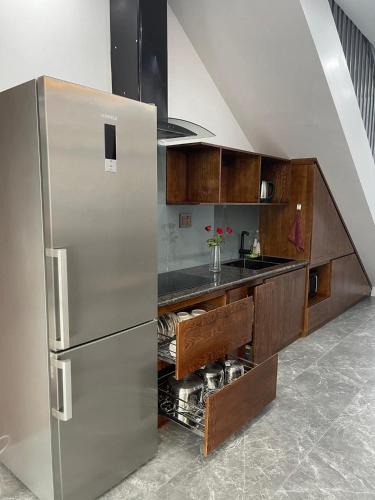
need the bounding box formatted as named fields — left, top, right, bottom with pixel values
left=0, top=77, right=158, bottom=500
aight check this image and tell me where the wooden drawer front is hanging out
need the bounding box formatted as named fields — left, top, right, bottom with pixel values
left=175, top=297, right=254, bottom=379
left=204, top=355, right=277, bottom=455
left=158, top=355, right=278, bottom=455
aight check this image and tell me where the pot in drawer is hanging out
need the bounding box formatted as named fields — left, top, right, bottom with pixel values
left=168, top=374, right=204, bottom=427
left=222, top=359, right=245, bottom=384
left=196, top=363, right=224, bottom=395
left=159, top=296, right=254, bottom=379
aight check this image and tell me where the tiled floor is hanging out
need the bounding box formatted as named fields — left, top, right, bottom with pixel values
left=2, top=298, right=375, bottom=499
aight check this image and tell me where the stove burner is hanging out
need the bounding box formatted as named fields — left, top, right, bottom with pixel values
left=158, top=271, right=212, bottom=296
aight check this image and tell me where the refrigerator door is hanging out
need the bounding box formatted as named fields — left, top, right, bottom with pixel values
left=38, top=77, right=157, bottom=350
left=51, top=321, right=157, bottom=500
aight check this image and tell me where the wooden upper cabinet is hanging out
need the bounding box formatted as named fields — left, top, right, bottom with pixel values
left=220, top=149, right=260, bottom=203
left=260, top=160, right=356, bottom=265
left=166, top=144, right=221, bottom=204
left=260, top=162, right=314, bottom=261
left=166, top=143, right=289, bottom=205
left=253, top=267, right=306, bottom=363
left=310, top=167, right=353, bottom=265
left=260, top=156, right=291, bottom=203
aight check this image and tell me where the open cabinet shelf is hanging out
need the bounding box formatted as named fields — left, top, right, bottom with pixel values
left=166, top=143, right=291, bottom=206
left=260, top=156, right=291, bottom=203
left=308, top=262, right=332, bottom=308
left=166, top=144, right=221, bottom=204
left=220, top=148, right=260, bottom=203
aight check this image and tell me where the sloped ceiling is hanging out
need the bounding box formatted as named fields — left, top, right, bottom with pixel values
left=169, top=0, right=375, bottom=283
left=335, top=0, right=375, bottom=46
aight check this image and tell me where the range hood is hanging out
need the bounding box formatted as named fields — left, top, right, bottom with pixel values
left=110, top=0, right=214, bottom=143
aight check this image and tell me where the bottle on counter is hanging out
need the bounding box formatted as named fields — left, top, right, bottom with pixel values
left=252, top=230, right=261, bottom=257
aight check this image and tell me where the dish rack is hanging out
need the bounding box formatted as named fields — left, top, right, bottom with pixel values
left=158, top=330, right=176, bottom=364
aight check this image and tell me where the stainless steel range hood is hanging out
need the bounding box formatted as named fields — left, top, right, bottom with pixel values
left=110, top=0, right=214, bottom=143
left=157, top=118, right=214, bottom=143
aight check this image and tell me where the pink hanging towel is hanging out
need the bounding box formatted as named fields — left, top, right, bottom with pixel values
left=288, top=209, right=304, bottom=252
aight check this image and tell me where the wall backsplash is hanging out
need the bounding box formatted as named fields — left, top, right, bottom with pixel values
left=158, top=147, right=259, bottom=273
left=214, top=205, right=259, bottom=261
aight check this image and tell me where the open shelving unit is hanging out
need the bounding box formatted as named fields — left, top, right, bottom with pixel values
left=166, top=144, right=221, bottom=204
left=260, top=156, right=291, bottom=204
left=166, top=143, right=291, bottom=206
left=308, top=262, right=332, bottom=307
left=220, top=148, right=260, bottom=203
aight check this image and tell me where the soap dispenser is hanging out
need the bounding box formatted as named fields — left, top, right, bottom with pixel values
left=253, top=230, right=261, bottom=257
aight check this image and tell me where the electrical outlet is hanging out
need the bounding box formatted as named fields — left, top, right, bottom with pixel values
left=179, top=213, right=192, bottom=228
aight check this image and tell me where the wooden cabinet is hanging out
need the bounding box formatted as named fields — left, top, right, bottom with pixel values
left=158, top=286, right=278, bottom=454
left=307, top=262, right=332, bottom=307
left=330, top=254, right=370, bottom=313
left=260, top=158, right=371, bottom=335
left=221, top=149, right=260, bottom=203
left=253, top=268, right=306, bottom=363
left=225, top=285, right=249, bottom=303
left=261, top=156, right=291, bottom=203
left=310, top=168, right=353, bottom=265
left=167, top=143, right=289, bottom=206
left=166, top=144, right=221, bottom=204
left=260, top=161, right=314, bottom=261
left=260, top=160, right=357, bottom=265
left=308, top=253, right=371, bottom=331
left=159, top=354, right=278, bottom=456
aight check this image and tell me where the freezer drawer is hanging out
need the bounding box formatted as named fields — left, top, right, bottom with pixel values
left=51, top=322, right=157, bottom=500
left=159, top=355, right=278, bottom=455
left=158, top=297, right=254, bottom=379
left=39, top=77, right=157, bottom=350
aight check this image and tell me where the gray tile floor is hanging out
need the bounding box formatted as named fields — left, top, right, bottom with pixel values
left=2, top=298, right=375, bottom=499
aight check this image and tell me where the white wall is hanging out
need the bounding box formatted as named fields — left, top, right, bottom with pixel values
left=167, top=4, right=252, bottom=150
left=158, top=7, right=255, bottom=273
left=0, top=0, right=111, bottom=92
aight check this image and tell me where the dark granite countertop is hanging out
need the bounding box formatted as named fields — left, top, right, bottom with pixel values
left=158, top=259, right=307, bottom=307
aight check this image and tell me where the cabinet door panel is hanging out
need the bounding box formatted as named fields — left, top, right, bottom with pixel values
left=330, top=254, right=370, bottom=316
left=307, top=254, right=371, bottom=333
left=311, top=168, right=353, bottom=265
left=254, top=268, right=306, bottom=362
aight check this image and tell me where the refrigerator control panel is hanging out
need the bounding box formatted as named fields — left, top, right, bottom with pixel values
left=104, top=124, right=117, bottom=173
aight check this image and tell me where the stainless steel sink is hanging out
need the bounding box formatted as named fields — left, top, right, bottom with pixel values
left=252, top=256, right=293, bottom=264
left=223, top=256, right=293, bottom=270
left=224, top=260, right=275, bottom=270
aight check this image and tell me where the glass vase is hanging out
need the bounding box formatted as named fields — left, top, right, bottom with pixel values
left=209, top=245, right=221, bottom=273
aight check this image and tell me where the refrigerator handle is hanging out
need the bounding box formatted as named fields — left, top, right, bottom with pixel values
left=50, top=358, right=72, bottom=422
left=46, top=248, right=70, bottom=350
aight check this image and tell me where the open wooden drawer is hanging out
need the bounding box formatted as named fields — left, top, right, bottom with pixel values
left=159, top=354, right=278, bottom=455
left=158, top=297, right=254, bottom=379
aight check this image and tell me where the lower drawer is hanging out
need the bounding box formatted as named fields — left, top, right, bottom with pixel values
left=159, top=354, right=278, bottom=455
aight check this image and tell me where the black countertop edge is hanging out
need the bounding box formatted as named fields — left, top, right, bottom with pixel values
left=158, top=260, right=308, bottom=308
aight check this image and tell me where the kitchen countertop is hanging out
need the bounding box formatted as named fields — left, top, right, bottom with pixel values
left=158, top=259, right=308, bottom=307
